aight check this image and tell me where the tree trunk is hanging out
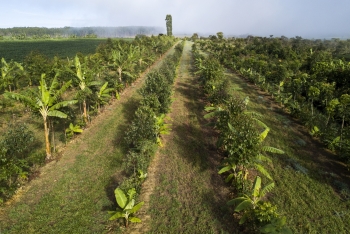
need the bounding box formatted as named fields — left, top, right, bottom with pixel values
left=83, top=99, right=88, bottom=123
left=326, top=114, right=330, bottom=127
left=50, top=120, right=56, bottom=153
left=340, top=116, right=345, bottom=151
left=118, top=68, right=122, bottom=82
left=44, top=117, right=51, bottom=159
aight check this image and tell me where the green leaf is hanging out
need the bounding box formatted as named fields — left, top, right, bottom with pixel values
left=204, top=106, right=217, bottom=111
left=218, top=165, right=232, bottom=174
left=50, top=100, right=78, bottom=110
left=259, top=127, right=270, bottom=142
left=260, top=223, right=275, bottom=233
left=235, top=200, right=252, bottom=212
left=130, top=201, right=144, bottom=214
left=204, top=111, right=217, bottom=119
left=262, top=146, right=284, bottom=154
left=225, top=173, right=234, bottom=183
left=239, top=212, right=250, bottom=225
left=114, top=188, right=127, bottom=209
left=256, top=154, right=272, bottom=163
left=228, top=122, right=234, bottom=132
left=124, top=199, right=135, bottom=210
left=47, top=110, right=67, bottom=118
left=260, top=182, right=275, bottom=198
left=252, top=176, right=262, bottom=198
left=254, top=163, right=273, bottom=180
left=128, top=217, right=141, bottom=223
left=127, top=188, right=136, bottom=201
left=227, top=197, right=246, bottom=206
left=108, top=211, right=124, bottom=221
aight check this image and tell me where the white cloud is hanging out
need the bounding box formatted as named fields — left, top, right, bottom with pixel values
left=1, top=0, right=350, bottom=38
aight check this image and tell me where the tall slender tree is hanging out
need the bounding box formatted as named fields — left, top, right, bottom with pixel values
left=165, top=14, right=172, bottom=36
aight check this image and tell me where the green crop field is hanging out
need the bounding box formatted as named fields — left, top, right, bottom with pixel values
left=0, top=39, right=109, bottom=62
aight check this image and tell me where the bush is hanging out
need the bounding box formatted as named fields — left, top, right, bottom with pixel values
left=124, top=105, right=157, bottom=148
left=0, top=123, right=36, bottom=203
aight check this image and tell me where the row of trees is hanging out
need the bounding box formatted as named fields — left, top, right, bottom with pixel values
left=192, top=43, right=291, bottom=233
left=196, top=35, right=350, bottom=164
left=0, top=35, right=177, bottom=203
left=107, top=42, right=184, bottom=228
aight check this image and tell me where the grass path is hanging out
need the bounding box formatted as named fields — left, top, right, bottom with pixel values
left=132, top=41, right=236, bottom=234
left=0, top=45, right=176, bottom=234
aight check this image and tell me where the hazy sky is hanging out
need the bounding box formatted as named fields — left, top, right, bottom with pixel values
left=1, top=0, right=350, bottom=38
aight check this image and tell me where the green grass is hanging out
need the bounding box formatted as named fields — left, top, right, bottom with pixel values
left=147, top=42, right=236, bottom=234
left=225, top=73, right=350, bottom=233
left=0, top=39, right=109, bottom=62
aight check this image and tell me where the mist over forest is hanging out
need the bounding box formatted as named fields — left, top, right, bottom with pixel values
left=0, top=26, right=164, bottom=38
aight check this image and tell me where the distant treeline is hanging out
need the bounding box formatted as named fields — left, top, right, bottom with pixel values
left=0, top=26, right=164, bottom=39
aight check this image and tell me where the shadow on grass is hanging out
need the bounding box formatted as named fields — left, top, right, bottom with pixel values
left=113, top=96, right=140, bottom=152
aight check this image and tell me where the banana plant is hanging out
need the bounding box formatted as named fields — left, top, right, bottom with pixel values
left=96, top=82, right=113, bottom=112
left=4, top=73, right=77, bottom=159
left=72, top=55, right=100, bottom=123
left=108, top=188, right=144, bottom=228
left=227, top=176, right=276, bottom=224
left=1, top=58, right=24, bottom=92
left=65, top=123, right=83, bottom=141
left=108, top=46, right=137, bottom=85
left=155, top=114, right=171, bottom=147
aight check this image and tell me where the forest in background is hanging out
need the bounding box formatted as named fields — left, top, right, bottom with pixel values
left=0, top=26, right=164, bottom=39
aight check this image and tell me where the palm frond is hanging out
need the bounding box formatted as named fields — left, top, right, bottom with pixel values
left=260, top=182, right=275, bottom=198
left=254, top=163, right=273, bottom=180
left=259, top=127, right=270, bottom=142
left=48, top=110, right=67, bottom=118
left=50, top=100, right=78, bottom=110
left=256, top=153, right=272, bottom=163
left=3, top=92, right=37, bottom=109
left=262, top=146, right=285, bottom=154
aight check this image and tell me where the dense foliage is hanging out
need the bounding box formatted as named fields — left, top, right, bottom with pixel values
left=0, top=35, right=177, bottom=204
left=192, top=44, right=291, bottom=233
left=0, top=123, right=37, bottom=202
left=120, top=42, right=184, bottom=198
left=197, top=36, right=350, bottom=164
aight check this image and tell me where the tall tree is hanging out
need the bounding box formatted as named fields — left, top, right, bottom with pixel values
left=165, top=14, right=172, bottom=36
left=4, top=74, right=77, bottom=159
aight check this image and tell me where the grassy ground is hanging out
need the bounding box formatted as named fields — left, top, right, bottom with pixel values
left=225, top=72, right=350, bottom=233
left=132, top=41, right=237, bottom=234
left=0, top=38, right=111, bottom=62
left=0, top=44, right=175, bottom=234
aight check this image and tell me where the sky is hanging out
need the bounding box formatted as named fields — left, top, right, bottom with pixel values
left=1, top=0, right=350, bottom=38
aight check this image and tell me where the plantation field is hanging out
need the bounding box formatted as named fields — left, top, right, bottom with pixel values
left=225, top=72, right=350, bottom=233
left=0, top=41, right=177, bottom=234
left=1, top=37, right=350, bottom=233
left=0, top=39, right=112, bottom=62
